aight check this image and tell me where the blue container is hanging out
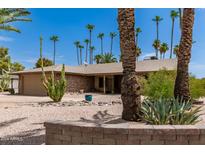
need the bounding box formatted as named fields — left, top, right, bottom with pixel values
left=85, top=95, right=92, bottom=102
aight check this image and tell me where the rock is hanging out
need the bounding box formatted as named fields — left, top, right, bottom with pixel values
left=112, top=101, right=122, bottom=105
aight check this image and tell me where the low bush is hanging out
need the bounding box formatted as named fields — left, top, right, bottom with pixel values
left=140, top=97, right=202, bottom=125
left=190, top=76, right=205, bottom=99
left=0, top=73, right=10, bottom=92
left=142, top=69, right=176, bottom=99
left=140, top=69, right=205, bottom=99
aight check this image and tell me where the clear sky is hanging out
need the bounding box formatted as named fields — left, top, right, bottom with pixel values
left=0, top=8, right=205, bottom=78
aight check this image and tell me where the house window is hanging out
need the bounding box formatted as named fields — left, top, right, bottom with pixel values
left=99, top=77, right=103, bottom=88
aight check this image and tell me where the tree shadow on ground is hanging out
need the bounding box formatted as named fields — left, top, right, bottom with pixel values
left=0, top=117, right=27, bottom=128
left=0, top=128, right=45, bottom=145
left=79, top=110, right=127, bottom=126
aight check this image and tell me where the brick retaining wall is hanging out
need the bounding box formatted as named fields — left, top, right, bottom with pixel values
left=44, top=121, right=205, bottom=145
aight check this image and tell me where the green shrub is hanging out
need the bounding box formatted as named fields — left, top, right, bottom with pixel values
left=190, top=76, right=205, bottom=99
left=142, top=69, right=176, bottom=99
left=42, top=65, right=67, bottom=102
left=8, top=88, right=15, bottom=95
left=0, top=72, right=10, bottom=92
left=140, top=98, right=202, bottom=125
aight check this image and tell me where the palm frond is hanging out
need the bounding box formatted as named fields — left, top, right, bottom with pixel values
left=0, top=25, right=20, bottom=33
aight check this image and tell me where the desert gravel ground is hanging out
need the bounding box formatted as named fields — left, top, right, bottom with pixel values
left=0, top=93, right=204, bottom=145
left=0, top=93, right=122, bottom=145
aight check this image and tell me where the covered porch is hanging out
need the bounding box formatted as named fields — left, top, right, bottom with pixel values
left=94, top=75, right=122, bottom=94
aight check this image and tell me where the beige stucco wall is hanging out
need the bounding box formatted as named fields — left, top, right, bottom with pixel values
left=19, top=73, right=94, bottom=96
left=19, top=73, right=47, bottom=96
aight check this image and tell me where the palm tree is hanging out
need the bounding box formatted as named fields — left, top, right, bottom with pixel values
left=50, top=35, right=59, bottom=65
left=152, top=39, right=161, bottom=58
left=152, top=16, right=163, bottom=58
left=101, top=53, right=117, bottom=63
left=136, top=47, right=142, bottom=61
left=135, top=27, right=142, bottom=47
left=90, top=46, right=95, bottom=64
left=78, top=45, right=84, bottom=65
left=173, top=44, right=179, bottom=57
left=94, top=54, right=103, bottom=64
left=109, top=32, right=117, bottom=54
left=74, top=41, right=80, bottom=65
left=118, top=8, right=141, bottom=121
left=86, top=24, right=95, bottom=64
left=84, top=39, right=89, bottom=63
left=170, top=10, right=179, bottom=59
left=0, top=8, right=31, bottom=33
left=174, top=8, right=195, bottom=101
left=97, top=33, right=104, bottom=54
left=159, top=43, right=169, bottom=59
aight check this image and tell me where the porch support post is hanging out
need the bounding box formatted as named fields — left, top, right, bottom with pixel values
left=103, top=75, right=106, bottom=94
left=111, top=75, right=114, bottom=94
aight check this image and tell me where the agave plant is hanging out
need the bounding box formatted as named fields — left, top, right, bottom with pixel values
left=140, top=97, right=202, bottom=125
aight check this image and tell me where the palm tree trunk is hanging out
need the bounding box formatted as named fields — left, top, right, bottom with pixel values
left=118, top=8, right=141, bottom=121
left=85, top=43, right=88, bottom=63
left=76, top=47, right=79, bottom=65
left=101, top=38, right=103, bottom=55
left=80, top=49, right=82, bottom=65
left=179, top=8, right=183, bottom=32
left=163, top=53, right=165, bottom=59
left=53, top=41, right=56, bottom=65
left=156, top=22, right=159, bottom=58
left=174, top=8, right=195, bottom=101
left=170, top=18, right=175, bottom=59
left=91, top=50, right=93, bottom=64
left=89, top=30, right=92, bottom=64
left=110, top=37, right=113, bottom=54
left=136, top=34, right=138, bottom=47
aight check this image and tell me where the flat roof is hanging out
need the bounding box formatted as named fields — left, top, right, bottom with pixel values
left=11, top=59, right=177, bottom=75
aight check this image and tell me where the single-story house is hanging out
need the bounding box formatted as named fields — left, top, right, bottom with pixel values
left=12, top=59, right=177, bottom=96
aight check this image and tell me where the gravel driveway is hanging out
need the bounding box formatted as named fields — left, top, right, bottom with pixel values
left=0, top=93, right=122, bottom=145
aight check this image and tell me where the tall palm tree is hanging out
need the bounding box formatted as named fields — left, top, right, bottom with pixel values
left=173, top=44, right=179, bottom=57
left=174, top=8, right=195, bottom=101
left=86, top=24, right=95, bottom=64
left=74, top=41, right=80, bottom=65
left=109, top=32, right=117, bottom=54
left=97, top=33, right=104, bottom=54
left=50, top=35, right=59, bottom=65
left=78, top=45, right=84, bottom=65
left=90, top=46, right=95, bottom=64
left=152, top=39, right=161, bottom=58
left=170, top=10, right=179, bottom=59
left=136, top=47, right=142, bottom=61
left=118, top=8, right=141, bottom=121
left=152, top=16, right=163, bottom=58
left=135, top=27, right=142, bottom=47
left=0, top=8, right=31, bottom=33
left=159, top=43, right=169, bottom=59
left=84, top=39, right=89, bottom=63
